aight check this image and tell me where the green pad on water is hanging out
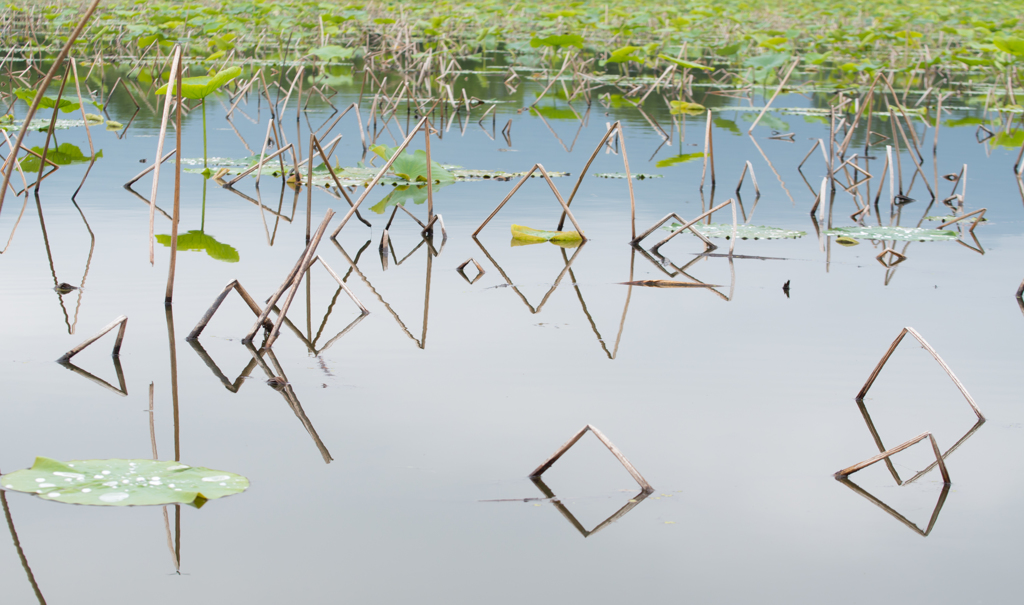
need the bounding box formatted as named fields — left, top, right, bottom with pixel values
left=511, top=224, right=582, bottom=243
left=825, top=226, right=957, bottom=241
left=0, top=457, right=248, bottom=507
left=664, top=222, right=805, bottom=240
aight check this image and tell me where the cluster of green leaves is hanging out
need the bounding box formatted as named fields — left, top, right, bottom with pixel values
left=5, top=0, right=1020, bottom=81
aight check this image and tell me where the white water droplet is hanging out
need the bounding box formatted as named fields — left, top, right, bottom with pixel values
left=100, top=492, right=129, bottom=503
left=4, top=485, right=12, bottom=489
left=53, top=472, right=84, bottom=481
left=219, top=483, right=227, bottom=486
left=151, top=477, right=160, bottom=481
left=167, top=465, right=189, bottom=470
left=121, top=480, right=129, bottom=484
left=94, top=475, right=104, bottom=479
left=39, top=483, right=55, bottom=488
left=103, top=481, right=118, bottom=487
left=46, top=492, right=61, bottom=498
left=35, top=478, right=44, bottom=483
left=101, top=471, right=110, bottom=475
left=81, top=489, right=91, bottom=493
left=168, top=484, right=175, bottom=488
left=202, top=475, right=231, bottom=482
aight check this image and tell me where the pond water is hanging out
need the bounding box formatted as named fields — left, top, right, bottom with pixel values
left=2, top=62, right=1024, bottom=604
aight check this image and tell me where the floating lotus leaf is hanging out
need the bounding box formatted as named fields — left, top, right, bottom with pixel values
left=0, top=457, right=248, bottom=507
left=655, top=152, right=704, bottom=168
left=155, top=66, right=242, bottom=99
left=670, top=100, right=706, bottom=115
left=595, top=172, right=661, bottom=179
left=825, top=226, right=957, bottom=241
left=156, top=230, right=239, bottom=262
left=310, top=45, right=356, bottom=62
left=530, top=105, right=580, bottom=120
left=511, top=224, right=582, bottom=243
left=664, top=222, right=805, bottom=240
left=20, top=143, right=102, bottom=172
left=371, top=144, right=455, bottom=183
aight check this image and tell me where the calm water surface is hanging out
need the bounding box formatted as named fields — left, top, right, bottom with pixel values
left=1, top=67, right=1023, bottom=604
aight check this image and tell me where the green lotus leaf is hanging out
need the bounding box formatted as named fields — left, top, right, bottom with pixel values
left=924, top=215, right=987, bottom=222
left=529, top=34, right=585, bottom=49
left=994, top=36, right=1024, bottom=56
left=663, top=222, right=805, bottom=240
left=825, top=226, right=957, bottom=241
left=155, top=230, right=239, bottom=262
left=155, top=66, right=242, bottom=99
left=310, top=44, right=356, bottom=62
left=530, top=105, right=579, bottom=120
left=370, top=145, right=454, bottom=183
left=605, top=45, right=643, bottom=64
left=655, top=152, right=704, bottom=168
left=14, top=88, right=81, bottom=113
left=511, top=224, right=582, bottom=242
left=658, top=54, right=711, bottom=70
left=0, top=457, right=248, bottom=507
left=670, top=100, right=706, bottom=115
left=20, top=143, right=102, bottom=172
left=595, top=172, right=662, bottom=179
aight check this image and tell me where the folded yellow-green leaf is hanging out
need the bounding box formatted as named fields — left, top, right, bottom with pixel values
left=511, top=224, right=582, bottom=243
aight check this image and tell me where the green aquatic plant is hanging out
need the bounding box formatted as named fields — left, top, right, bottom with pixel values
left=370, top=144, right=455, bottom=184
left=511, top=224, right=582, bottom=243
left=155, top=230, right=239, bottom=262
left=155, top=66, right=242, bottom=168
left=19, top=142, right=101, bottom=172
left=0, top=457, right=248, bottom=507
left=655, top=152, right=704, bottom=168
left=663, top=223, right=806, bottom=240
left=825, top=226, right=958, bottom=241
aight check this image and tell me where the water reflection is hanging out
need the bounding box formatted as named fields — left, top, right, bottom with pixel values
left=1, top=488, right=47, bottom=604
left=37, top=195, right=96, bottom=334
left=634, top=245, right=735, bottom=302
left=244, top=343, right=333, bottom=464
left=836, top=477, right=950, bottom=537
left=57, top=355, right=127, bottom=396
left=473, top=236, right=585, bottom=314
left=530, top=477, right=650, bottom=539
left=854, top=399, right=985, bottom=487
left=335, top=237, right=435, bottom=349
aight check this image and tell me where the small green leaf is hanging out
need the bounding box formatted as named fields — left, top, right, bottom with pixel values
left=655, top=152, right=705, bottom=168
left=657, top=54, right=712, bottom=70
left=670, top=100, right=706, bottom=115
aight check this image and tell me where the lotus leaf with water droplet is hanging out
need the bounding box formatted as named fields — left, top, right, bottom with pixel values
left=0, top=457, right=248, bottom=507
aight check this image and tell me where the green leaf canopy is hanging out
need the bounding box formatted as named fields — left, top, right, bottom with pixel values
left=0, top=457, right=248, bottom=507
